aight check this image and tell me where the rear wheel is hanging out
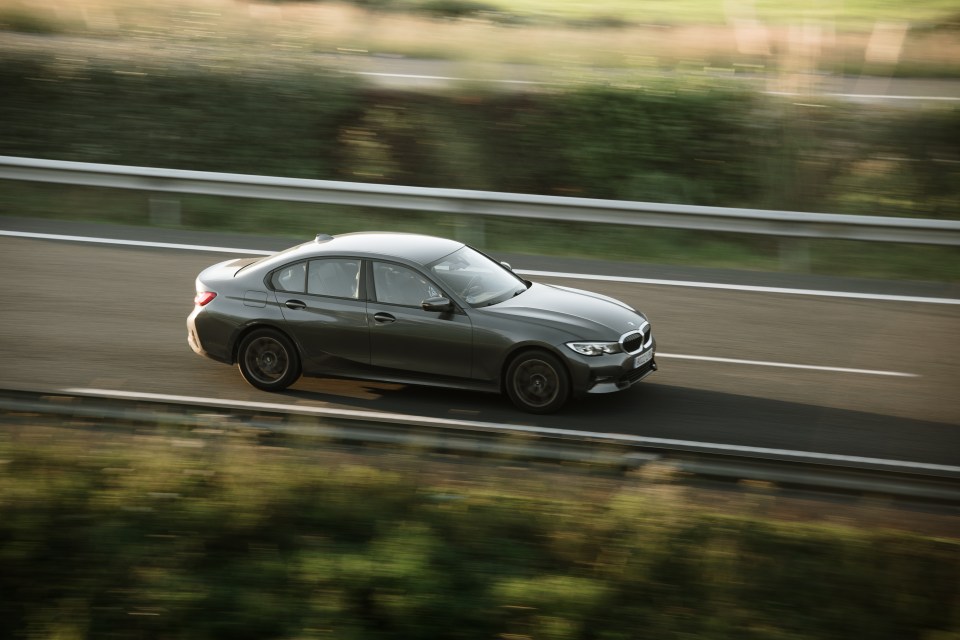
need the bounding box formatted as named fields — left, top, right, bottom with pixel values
left=505, top=350, right=570, bottom=414
left=237, top=329, right=300, bottom=391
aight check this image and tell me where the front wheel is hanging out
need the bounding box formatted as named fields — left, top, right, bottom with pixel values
left=505, top=350, right=570, bottom=414
left=237, top=329, right=301, bottom=391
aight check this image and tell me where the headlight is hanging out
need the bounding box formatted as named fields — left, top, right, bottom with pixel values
left=566, top=341, right=623, bottom=356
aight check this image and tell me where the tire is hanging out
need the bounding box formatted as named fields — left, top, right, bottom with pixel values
left=505, top=350, right=570, bottom=414
left=237, top=328, right=301, bottom=391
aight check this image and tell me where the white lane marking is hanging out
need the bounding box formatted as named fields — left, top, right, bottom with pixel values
left=657, top=353, right=917, bottom=377
left=4, top=229, right=958, bottom=305
left=353, top=71, right=547, bottom=85
left=350, top=72, right=960, bottom=101
left=64, top=387, right=960, bottom=474
left=0, top=229, right=274, bottom=255
left=520, top=269, right=960, bottom=305
left=767, top=90, right=960, bottom=101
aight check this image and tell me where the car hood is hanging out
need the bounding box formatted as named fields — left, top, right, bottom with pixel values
left=482, top=283, right=646, bottom=338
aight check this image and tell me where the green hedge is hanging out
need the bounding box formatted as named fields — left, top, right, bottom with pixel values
left=0, top=428, right=958, bottom=639
left=0, top=56, right=361, bottom=179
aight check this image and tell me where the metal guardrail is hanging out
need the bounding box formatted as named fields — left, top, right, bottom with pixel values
left=2, top=155, right=959, bottom=246
left=2, top=388, right=958, bottom=503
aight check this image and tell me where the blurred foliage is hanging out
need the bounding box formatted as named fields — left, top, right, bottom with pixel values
left=0, top=3, right=61, bottom=33
left=204, top=0, right=960, bottom=26
left=1, top=51, right=958, bottom=220
left=416, top=0, right=499, bottom=19
left=0, top=427, right=958, bottom=640
left=869, top=108, right=960, bottom=218
left=481, top=86, right=763, bottom=204
left=0, top=55, right=362, bottom=178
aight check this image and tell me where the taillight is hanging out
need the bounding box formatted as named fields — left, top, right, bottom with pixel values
left=194, top=291, right=217, bottom=306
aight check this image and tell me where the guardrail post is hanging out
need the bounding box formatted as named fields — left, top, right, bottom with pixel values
left=149, top=196, right=181, bottom=227
left=779, top=237, right=810, bottom=272
left=456, top=215, right=486, bottom=248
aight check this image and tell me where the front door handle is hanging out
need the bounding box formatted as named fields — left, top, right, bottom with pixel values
left=373, top=312, right=396, bottom=324
left=285, top=299, right=307, bottom=310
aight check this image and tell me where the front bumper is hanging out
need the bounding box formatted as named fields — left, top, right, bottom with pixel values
left=563, top=341, right=657, bottom=396
left=586, top=355, right=657, bottom=393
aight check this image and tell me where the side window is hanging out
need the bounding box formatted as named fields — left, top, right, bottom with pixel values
left=270, top=262, right=306, bottom=293
left=307, top=259, right=361, bottom=299
left=373, top=262, right=440, bottom=307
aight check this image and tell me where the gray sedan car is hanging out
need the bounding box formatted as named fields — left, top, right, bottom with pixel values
left=187, top=232, right=656, bottom=413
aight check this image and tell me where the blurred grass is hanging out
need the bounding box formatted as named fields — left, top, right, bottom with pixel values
left=4, top=0, right=958, bottom=28
left=4, top=180, right=959, bottom=282
left=0, top=424, right=957, bottom=639
left=0, top=0, right=958, bottom=75
left=466, top=0, right=960, bottom=26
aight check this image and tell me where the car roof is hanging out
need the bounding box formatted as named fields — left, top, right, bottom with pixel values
left=260, top=231, right=465, bottom=268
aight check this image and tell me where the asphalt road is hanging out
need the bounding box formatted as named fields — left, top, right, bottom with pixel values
left=1, top=227, right=958, bottom=466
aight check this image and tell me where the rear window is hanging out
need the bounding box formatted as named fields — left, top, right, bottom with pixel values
left=270, top=262, right=306, bottom=293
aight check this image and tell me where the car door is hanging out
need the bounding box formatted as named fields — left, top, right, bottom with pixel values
left=271, top=258, right=370, bottom=372
left=368, top=260, right=473, bottom=379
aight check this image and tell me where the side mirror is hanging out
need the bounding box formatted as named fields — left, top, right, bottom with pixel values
left=421, top=296, right=453, bottom=313
left=500, top=261, right=513, bottom=271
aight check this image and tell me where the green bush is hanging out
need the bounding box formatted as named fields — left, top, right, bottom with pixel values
left=482, top=86, right=764, bottom=204
left=0, top=5, right=63, bottom=34
left=0, top=429, right=957, bottom=639
left=418, top=0, right=499, bottom=18
left=0, top=55, right=362, bottom=178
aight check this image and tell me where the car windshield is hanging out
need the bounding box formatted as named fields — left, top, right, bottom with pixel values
left=429, top=246, right=527, bottom=307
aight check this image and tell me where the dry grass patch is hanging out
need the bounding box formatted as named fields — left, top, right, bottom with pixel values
left=1, top=0, right=958, bottom=75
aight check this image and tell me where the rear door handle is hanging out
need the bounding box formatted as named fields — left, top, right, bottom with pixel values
left=373, top=312, right=396, bottom=324
left=285, top=299, right=307, bottom=310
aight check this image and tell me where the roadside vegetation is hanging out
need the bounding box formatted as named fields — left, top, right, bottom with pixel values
left=1, top=0, right=959, bottom=76
left=1, top=44, right=958, bottom=281
left=1, top=424, right=957, bottom=639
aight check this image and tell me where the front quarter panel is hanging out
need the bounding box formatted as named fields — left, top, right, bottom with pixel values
left=468, top=309, right=576, bottom=384
left=467, top=285, right=656, bottom=396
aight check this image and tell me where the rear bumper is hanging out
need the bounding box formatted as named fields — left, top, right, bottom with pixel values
left=187, top=307, right=233, bottom=364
